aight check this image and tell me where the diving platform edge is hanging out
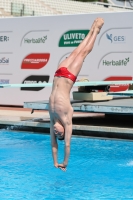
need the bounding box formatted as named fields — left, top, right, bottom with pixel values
left=24, top=97, right=133, bottom=115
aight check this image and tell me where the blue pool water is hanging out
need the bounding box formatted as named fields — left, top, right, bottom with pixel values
left=0, top=130, right=133, bottom=200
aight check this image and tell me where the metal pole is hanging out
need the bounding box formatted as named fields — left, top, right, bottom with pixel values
left=125, top=0, right=126, bottom=7
left=23, top=4, right=24, bottom=16
left=20, top=9, right=22, bottom=16
left=11, top=2, right=13, bottom=15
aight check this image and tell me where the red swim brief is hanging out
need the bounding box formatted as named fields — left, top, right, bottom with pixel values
left=54, top=67, right=77, bottom=83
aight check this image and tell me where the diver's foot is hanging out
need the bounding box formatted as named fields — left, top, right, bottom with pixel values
left=94, top=18, right=104, bottom=34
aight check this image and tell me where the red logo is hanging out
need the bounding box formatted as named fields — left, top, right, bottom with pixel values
left=104, top=76, right=132, bottom=92
left=21, top=53, right=50, bottom=69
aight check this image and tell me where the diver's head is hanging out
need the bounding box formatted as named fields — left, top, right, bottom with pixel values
left=54, top=122, right=65, bottom=140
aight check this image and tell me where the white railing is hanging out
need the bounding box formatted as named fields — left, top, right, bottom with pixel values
left=92, top=1, right=133, bottom=10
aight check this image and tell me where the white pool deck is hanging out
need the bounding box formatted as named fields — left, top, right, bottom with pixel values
left=0, top=106, right=103, bottom=129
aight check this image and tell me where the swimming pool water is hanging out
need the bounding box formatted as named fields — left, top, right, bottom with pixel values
left=0, top=130, right=133, bottom=200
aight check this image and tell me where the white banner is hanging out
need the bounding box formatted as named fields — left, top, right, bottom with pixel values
left=0, top=12, right=133, bottom=105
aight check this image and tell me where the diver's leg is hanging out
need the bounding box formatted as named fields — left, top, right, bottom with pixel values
left=68, top=18, right=104, bottom=76
left=58, top=18, right=99, bottom=69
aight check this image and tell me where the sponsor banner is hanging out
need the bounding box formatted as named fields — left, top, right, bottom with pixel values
left=0, top=54, right=12, bottom=74
left=0, top=79, right=9, bottom=84
left=102, top=57, right=129, bottom=67
left=21, top=53, right=50, bottom=69
left=21, top=30, right=49, bottom=46
left=21, top=75, right=50, bottom=91
left=0, top=57, right=9, bottom=65
left=104, top=76, right=132, bottom=92
left=106, top=33, right=126, bottom=44
left=59, top=30, right=89, bottom=47
left=24, top=36, right=47, bottom=44
left=0, top=35, right=9, bottom=42
left=0, top=32, right=13, bottom=50
left=98, top=27, right=132, bottom=45
left=98, top=52, right=132, bottom=69
left=0, top=13, right=133, bottom=105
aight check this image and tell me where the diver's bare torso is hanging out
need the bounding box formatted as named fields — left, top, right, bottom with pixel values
left=49, top=76, right=74, bottom=126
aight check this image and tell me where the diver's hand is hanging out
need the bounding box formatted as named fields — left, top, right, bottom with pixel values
left=54, top=163, right=67, bottom=171
left=58, top=163, right=67, bottom=172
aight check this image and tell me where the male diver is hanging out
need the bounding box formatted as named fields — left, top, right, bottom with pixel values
left=49, top=18, right=104, bottom=171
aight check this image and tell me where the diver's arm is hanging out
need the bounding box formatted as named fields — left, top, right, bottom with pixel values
left=63, top=123, right=72, bottom=167
left=50, top=122, right=58, bottom=166
left=57, top=123, right=72, bottom=171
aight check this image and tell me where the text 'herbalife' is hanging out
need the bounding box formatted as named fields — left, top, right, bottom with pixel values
left=103, top=58, right=129, bottom=66
left=24, top=36, right=47, bottom=44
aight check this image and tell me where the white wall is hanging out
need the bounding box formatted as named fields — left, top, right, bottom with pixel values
left=0, top=12, right=133, bottom=105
